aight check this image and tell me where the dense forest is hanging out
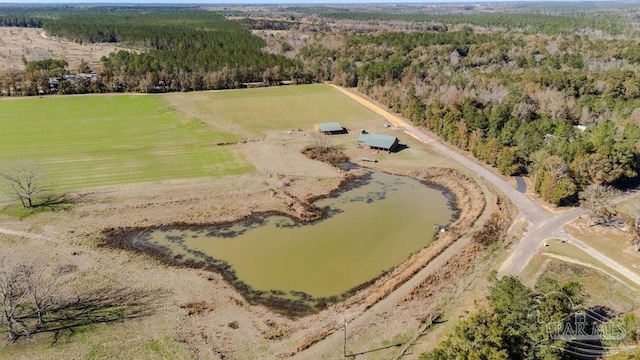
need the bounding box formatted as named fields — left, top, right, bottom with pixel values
left=0, top=7, right=308, bottom=95
left=1, top=4, right=640, bottom=200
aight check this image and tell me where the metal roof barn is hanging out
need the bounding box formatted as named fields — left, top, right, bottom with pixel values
left=314, top=122, right=346, bottom=134
left=357, top=133, right=399, bottom=152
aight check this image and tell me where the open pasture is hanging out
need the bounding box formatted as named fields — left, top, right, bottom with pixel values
left=164, top=84, right=386, bottom=138
left=0, top=95, right=253, bottom=192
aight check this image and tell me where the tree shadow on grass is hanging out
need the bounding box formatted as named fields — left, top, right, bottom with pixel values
left=38, top=192, right=97, bottom=210
left=14, top=287, right=158, bottom=343
left=11, top=193, right=94, bottom=217
left=35, top=194, right=76, bottom=211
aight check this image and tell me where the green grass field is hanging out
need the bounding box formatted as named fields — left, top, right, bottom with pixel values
left=0, top=84, right=383, bottom=193
left=0, top=95, right=253, bottom=191
left=165, top=84, right=384, bottom=138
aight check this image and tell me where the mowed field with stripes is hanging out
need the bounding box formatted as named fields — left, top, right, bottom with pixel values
left=0, top=84, right=379, bottom=192
left=0, top=94, right=253, bottom=191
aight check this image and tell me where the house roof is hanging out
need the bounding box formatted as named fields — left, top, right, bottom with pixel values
left=357, top=133, right=398, bottom=149
left=316, top=122, right=343, bottom=132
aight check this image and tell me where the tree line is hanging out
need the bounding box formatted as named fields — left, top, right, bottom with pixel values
left=323, top=12, right=629, bottom=35
left=298, top=24, right=640, bottom=204
left=0, top=7, right=312, bottom=95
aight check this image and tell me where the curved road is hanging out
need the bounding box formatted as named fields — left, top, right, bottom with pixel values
left=330, top=84, right=638, bottom=284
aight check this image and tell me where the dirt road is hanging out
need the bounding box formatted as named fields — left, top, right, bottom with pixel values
left=0, top=227, right=47, bottom=240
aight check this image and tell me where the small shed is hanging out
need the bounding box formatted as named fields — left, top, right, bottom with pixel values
left=357, top=133, right=399, bottom=153
left=314, top=122, right=347, bottom=135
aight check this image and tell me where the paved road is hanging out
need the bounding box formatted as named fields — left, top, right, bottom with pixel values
left=515, top=176, right=526, bottom=193
left=553, top=229, right=640, bottom=286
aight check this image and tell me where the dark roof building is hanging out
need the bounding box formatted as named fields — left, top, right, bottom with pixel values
left=357, top=133, right=399, bottom=153
left=314, top=122, right=346, bottom=134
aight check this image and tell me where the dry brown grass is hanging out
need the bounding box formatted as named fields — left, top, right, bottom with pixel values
left=0, top=160, right=489, bottom=359
left=300, top=144, right=349, bottom=165
left=357, top=168, right=486, bottom=308
left=403, top=197, right=512, bottom=303
left=180, top=301, right=214, bottom=317
left=0, top=28, right=128, bottom=72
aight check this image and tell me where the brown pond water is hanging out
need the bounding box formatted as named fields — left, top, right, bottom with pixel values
left=137, top=171, right=455, bottom=300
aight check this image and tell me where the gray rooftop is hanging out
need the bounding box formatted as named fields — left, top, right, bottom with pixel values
left=316, top=122, right=344, bottom=132
left=357, top=133, right=398, bottom=150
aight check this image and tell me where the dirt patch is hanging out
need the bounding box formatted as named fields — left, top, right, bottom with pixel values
left=0, top=27, right=128, bottom=72
left=241, top=136, right=343, bottom=178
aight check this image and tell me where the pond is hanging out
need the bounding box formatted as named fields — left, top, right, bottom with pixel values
left=121, top=171, right=456, bottom=314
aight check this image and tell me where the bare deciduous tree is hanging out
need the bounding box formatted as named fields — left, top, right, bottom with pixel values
left=579, top=184, right=618, bottom=226
left=0, top=257, right=62, bottom=341
left=621, top=199, right=640, bottom=251
left=311, top=132, right=330, bottom=153
left=1, top=162, right=50, bottom=209
left=22, top=265, right=60, bottom=325
left=0, top=259, right=31, bottom=341
left=625, top=199, right=640, bottom=229
left=0, top=255, right=153, bottom=342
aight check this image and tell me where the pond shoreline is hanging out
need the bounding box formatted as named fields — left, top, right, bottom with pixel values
left=102, top=167, right=463, bottom=317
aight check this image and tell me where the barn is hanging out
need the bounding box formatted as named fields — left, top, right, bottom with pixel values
left=357, top=133, right=399, bottom=153
left=314, top=122, right=347, bottom=135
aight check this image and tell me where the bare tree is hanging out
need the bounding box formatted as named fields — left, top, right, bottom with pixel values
left=311, top=132, right=330, bottom=153
left=0, top=257, right=64, bottom=341
left=579, top=184, right=618, bottom=226
left=0, top=255, right=152, bottom=342
left=621, top=199, right=640, bottom=251
left=1, top=162, right=50, bottom=208
left=0, top=259, right=31, bottom=341
left=22, top=265, right=60, bottom=325
left=625, top=199, right=640, bottom=229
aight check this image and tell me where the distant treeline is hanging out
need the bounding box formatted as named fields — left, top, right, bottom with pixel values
left=0, top=7, right=310, bottom=94
left=323, top=12, right=629, bottom=35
